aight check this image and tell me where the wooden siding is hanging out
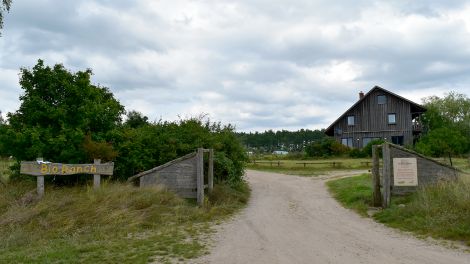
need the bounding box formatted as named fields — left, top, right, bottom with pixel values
left=332, top=89, right=420, bottom=148
left=139, top=155, right=198, bottom=198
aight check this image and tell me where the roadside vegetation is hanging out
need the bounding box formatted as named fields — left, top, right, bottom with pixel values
left=327, top=174, right=470, bottom=246
left=0, top=181, right=250, bottom=263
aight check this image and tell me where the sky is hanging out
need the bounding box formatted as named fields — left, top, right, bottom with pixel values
left=1, top=0, right=469, bottom=132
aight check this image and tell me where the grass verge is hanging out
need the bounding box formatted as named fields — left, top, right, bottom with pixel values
left=247, top=158, right=371, bottom=176
left=0, top=180, right=250, bottom=263
left=327, top=174, right=470, bottom=246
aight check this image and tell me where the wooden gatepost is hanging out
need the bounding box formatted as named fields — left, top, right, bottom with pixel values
left=20, top=158, right=114, bottom=197
left=128, top=148, right=214, bottom=206
left=372, top=143, right=460, bottom=208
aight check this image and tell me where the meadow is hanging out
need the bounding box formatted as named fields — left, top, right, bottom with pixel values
left=327, top=173, right=470, bottom=247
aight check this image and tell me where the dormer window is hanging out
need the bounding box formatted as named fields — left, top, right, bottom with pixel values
left=347, top=115, right=355, bottom=126
left=378, top=95, right=386, bottom=104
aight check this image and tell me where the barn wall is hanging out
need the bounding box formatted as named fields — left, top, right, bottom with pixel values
left=333, top=89, right=415, bottom=148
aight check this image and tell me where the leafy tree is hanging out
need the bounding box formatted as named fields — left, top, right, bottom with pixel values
left=0, top=110, right=8, bottom=156
left=124, top=110, right=149, bottom=128
left=6, top=60, right=125, bottom=166
left=0, top=0, right=12, bottom=34
left=417, top=92, right=470, bottom=161
left=416, top=127, right=468, bottom=165
left=421, top=92, right=470, bottom=137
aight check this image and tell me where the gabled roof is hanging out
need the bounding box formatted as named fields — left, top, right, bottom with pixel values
left=325, top=86, right=426, bottom=136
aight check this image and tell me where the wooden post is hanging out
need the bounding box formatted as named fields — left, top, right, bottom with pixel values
left=208, top=149, right=214, bottom=193
left=197, top=148, right=204, bottom=206
left=93, top=159, right=101, bottom=190
left=372, top=145, right=382, bottom=207
left=382, top=143, right=391, bottom=208
left=36, top=157, right=44, bottom=197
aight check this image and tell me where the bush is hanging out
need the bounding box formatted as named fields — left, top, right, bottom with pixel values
left=305, top=138, right=349, bottom=157
left=110, top=118, right=247, bottom=185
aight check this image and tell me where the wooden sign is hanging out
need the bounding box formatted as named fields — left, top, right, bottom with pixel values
left=393, top=158, right=418, bottom=186
left=20, top=161, right=114, bottom=176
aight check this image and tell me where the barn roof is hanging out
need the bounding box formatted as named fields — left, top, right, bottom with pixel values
left=324, top=86, right=426, bottom=136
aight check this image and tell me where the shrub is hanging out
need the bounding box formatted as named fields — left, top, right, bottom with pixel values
left=305, top=138, right=349, bottom=157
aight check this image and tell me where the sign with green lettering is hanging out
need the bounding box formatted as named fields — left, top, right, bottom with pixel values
left=20, top=161, right=114, bottom=176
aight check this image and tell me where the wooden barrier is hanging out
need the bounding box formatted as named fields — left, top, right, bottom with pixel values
left=295, top=162, right=343, bottom=168
left=129, top=148, right=214, bottom=206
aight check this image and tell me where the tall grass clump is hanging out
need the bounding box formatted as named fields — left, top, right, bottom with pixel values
left=375, top=176, right=470, bottom=245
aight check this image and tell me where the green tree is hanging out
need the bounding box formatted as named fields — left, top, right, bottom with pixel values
left=124, top=110, right=149, bottom=128
left=416, top=127, right=468, bottom=165
left=421, top=92, right=470, bottom=136
left=417, top=92, right=470, bottom=161
left=0, top=0, right=12, bottom=34
left=6, top=59, right=125, bottom=166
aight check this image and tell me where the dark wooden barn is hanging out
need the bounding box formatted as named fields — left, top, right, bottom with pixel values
left=325, top=86, right=426, bottom=149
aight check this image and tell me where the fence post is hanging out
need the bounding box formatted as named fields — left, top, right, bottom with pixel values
left=382, top=143, right=391, bottom=208
left=36, top=157, right=44, bottom=197
left=372, top=145, right=382, bottom=207
left=197, top=148, right=204, bottom=206
left=208, top=149, right=214, bottom=193
left=93, top=159, right=101, bottom=190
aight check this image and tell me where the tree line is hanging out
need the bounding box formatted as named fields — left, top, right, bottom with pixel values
left=0, top=60, right=247, bottom=185
left=236, top=129, right=327, bottom=153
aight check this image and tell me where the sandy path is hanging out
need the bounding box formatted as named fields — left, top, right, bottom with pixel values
left=195, top=170, right=469, bottom=264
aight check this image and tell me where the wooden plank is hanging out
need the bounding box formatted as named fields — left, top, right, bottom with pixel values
left=208, top=149, right=214, bottom=193
left=382, top=143, right=391, bottom=208
left=372, top=145, right=382, bottom=207
left=197, top=148, right=204, bottom=206
left=93, top=159, right=101, bottom=190
left=21, top=161, right=114, bottom=176
left=36, top=158, right=44, bottom=197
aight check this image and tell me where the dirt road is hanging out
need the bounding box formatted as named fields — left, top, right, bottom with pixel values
left=196, top=170, right=469, bottom=264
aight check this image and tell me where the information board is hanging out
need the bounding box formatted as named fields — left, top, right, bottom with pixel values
left=393, top=158, right=418, bottom=186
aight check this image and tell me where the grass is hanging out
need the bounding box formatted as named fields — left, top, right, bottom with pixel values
left=326, top=174, right=373, bottom=216
left=0, top=180, right=250, bottom=263
left=247, top=158, right=371, bottom=176
left=327, top=174, right=470, bottom=246
left=0, top=158, right=14, bottom=183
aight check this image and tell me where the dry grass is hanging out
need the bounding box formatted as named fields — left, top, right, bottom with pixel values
left=0, top=181, right=250, bottom=263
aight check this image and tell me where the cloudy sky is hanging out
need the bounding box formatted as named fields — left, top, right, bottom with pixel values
left=1, top=1, right=469, bottom=132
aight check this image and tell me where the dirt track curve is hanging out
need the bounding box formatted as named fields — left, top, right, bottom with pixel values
left=195, top=170, right=469, bottom=264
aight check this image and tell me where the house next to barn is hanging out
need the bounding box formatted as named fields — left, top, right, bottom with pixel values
left=325, top=86, right=426, bottom=149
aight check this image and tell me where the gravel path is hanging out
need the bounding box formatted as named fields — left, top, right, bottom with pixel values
left=195, top=170, right=469, bottom=264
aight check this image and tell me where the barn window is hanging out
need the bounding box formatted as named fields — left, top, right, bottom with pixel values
left=392, top=136, right=404, bottom=145
left=388, top=113, right=396, bottom=124
left=347, top=115, right=355, bottom=126
left=378, top=95, right=386, bottom=104
left=341, top=138, right=353, bottom=148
